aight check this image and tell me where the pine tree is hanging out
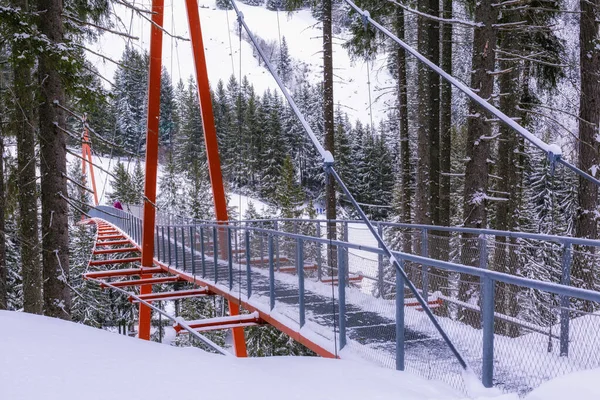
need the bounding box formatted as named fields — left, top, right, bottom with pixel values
left=131, top=160, right=145, bottom=205
left=113, top=46, right=149, bottom=154
left=216, top=0, right=233, bottom=9
left=108, top=161, right=134, bottom=205
left=158, top=151, right=183, bottom=214
left=174, top=77, right=206, bottom=174
left=159, top=68, right=177, bottom=149
left=277, top=36, right=292, bottom=84
left=9, top=0, right=42, bottom=314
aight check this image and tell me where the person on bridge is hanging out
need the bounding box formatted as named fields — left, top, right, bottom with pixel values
left=113, top=200, right=123, bottom=210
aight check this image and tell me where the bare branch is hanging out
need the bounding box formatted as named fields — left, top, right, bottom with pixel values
left=62, top=172, right=95, bottom=194
left=495, top=48, right=568, bottom=68
left=72, top=43, right=144, bottom=71
left=386, top=0, right=483, bottom=28
left=63, top=13, right=139, bottom=40
left=65, top=148, right=119, bottom=180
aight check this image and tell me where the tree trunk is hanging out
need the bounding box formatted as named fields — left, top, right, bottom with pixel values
left=459, top=0, right=498, bottom=326
left=427, top=0, right=440, bottom=227
left=39, top=0, right=71, bottom=319
left=415, top=0, right=432, bottom=228
left=493, top=26, right=525, bottom=336
left=323, top=0, right=337, bottom=264
left=12, top=0, right=43, bottom=314
left=436, top=1, right=452, bottom=315
left=574, top=0, right=600, bottom=300
left=395, top=8, right=411, bottom=255
left=439, top=3, right=452, bottom=230
left=0, top=129, right=6, bottom=310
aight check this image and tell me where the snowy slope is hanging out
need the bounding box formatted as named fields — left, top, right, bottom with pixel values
left=0, top=310, right=507, bottom=400
left=68, top=151, right=271, bottom=217
left=90, top=0, right=394, bottom=126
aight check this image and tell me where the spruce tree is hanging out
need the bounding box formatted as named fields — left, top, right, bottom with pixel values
left=113, top=46, right=149, bottom=154
left=277, top=36, right=292, bottom=84
left=108, top=161, right=134, bottom=205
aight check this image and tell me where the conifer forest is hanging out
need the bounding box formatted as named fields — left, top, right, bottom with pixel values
left=0, top=0, right=599, bottom=359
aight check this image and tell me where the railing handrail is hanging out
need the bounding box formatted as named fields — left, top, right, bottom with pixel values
left=93, top=206, right=600, bottom=304
left=113, top=204, right=600, bottom=248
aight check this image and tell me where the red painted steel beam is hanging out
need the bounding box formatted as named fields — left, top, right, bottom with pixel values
left=84, top=266, right=164, bottom=280
left=173, top=314, right=263, bottom=333
left=89, top=257, right=141, bottom=266
left=184, top=0, right=247, bottom=357
left=138, top=0, right=165, bottom=341
left=279, top=265, right=318, bottom=274
left=129, top=288, right=211, bottom=303
left=97, top=234, right=125, bottom=240
left=105, top=276, right=181, bottom=289
left=93, top=247, right=139, bottom=255
left=321, top=275, right=364, bottom=284
left=152, top=259, right=337, bottom=359
left=95, top=240, right=132, bottom=247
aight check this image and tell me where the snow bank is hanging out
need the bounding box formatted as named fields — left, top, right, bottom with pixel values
left=525, top=368, right=600, bottom=400
left=1, top=310, right=512, bottom=400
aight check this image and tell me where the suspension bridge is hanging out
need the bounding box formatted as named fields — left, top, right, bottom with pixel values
left=77, top=0, right=600, bottom=396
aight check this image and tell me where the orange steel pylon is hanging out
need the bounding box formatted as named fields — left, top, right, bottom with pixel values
left=138, top=0, right=247, bottom=356
left=81, top=115, right=98, bottom=206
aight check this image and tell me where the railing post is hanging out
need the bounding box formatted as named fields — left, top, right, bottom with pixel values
left=269, top=234, right=275, bottom=310
left=180, top=226, right=186, bottom=272
left=156, top=226, right=160, bottom=260
left=213, top=226, right=218, bottom=283
left=200, top=226, right=206, bottom=277
left=228, top=226, right=233, bottom=290
left=297, top=238, right=305, bottom=328
left=396, top=258, right=405, bottom=371
left=479, top=235, right=488, bottom=269
left=421, top=228, right=429, bottom=301
left=246, top=230, right=252, bottom=298
left=190, top=226, right=196, bottom=275
left=274, top=220, right=280, bottom=271
left=161, top=226, right=166, bottom=263
left=174, top=226, right=179, bottom=270
left=167, top=226, right=172, bottom=265
left=338, top=245, right=346, bottom=350
left=343, top=221, right=349, bottom=269
left=259, top=222, right=265, bottom=267
left=316, top=222, right=322, bottom=280
left=377, top=223, right=384, bottom=297
left=560, top=242, right=572, bottom=357
left=482, top=275, right=495, bottom=388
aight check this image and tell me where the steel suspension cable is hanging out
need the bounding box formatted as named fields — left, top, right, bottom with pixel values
left=229, top=0, right=468, bottom=370
left=344, top=0, right=600, bottom=188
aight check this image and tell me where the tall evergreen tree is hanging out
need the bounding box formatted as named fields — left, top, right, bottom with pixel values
left=113, top=46, right=149, bottom=154
left=9, top=0, right=43, bottom=314
left=574, top=0, right=600, bottom=301
left=39, top=0, right=72, bottom=319
left=277, top=36, right=292, bottom=84
left=159, top=68, right=177, bottom=149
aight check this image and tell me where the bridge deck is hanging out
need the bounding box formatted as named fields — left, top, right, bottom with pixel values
left=153, top=228, right=461, bottom=384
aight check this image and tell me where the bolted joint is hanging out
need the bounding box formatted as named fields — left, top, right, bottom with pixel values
left=362, top=10, right=370, bottom=31
left=323, top=151, right=334, bottom=171
left=547, top=145, right=562, bottom=176
left=237, top=11, right=244, bottom=33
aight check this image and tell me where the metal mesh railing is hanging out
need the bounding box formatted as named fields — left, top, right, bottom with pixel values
left=88, top=206, right=600, bottom=395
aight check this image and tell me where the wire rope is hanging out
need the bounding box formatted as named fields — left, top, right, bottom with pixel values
left=236, top=11, right=244, bottom=307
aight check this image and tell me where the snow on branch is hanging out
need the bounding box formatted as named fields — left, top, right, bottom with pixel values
left=385, top=0, right=483, bottom=28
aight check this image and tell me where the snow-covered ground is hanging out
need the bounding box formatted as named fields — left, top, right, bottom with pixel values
left=2, top=310, right=598, bottom=399
left=90, top=0, right=394, bottom=126
left=0, top=310, right=515, bottom=400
